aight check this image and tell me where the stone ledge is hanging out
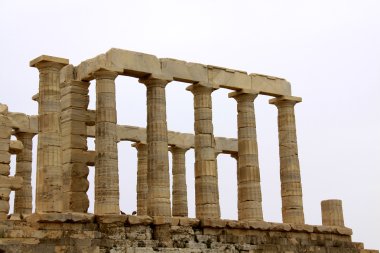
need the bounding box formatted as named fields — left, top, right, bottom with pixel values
left=25, top=212, right=94, bottom=223
left=95, top=214, right=128, bottom=224
left=127, top=215, right=153, bottom=225
left=19, top=213, right=353, bottom=236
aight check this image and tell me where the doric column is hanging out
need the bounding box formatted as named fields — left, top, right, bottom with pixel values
left=132, top=142, right=148, bottom=216
left=139, top=75, right=172, bottom=217
left=61, top=80, right=90, bottom=212
left=269, top=96, right=304, bottom=224
left=169, top=146, right=188, bottom=217
left=14, top=132, right=35, bottom=214
left=30, top=55, right=69, bottom=213
left=321, top=199, right=345, bottom=227
left=94, top=69, right=119, bottom=215
left=229, top=91, right=263, bottom=221
left=187, top=84, right=220, bottom=219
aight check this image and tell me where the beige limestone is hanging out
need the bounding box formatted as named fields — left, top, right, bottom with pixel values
left=169, top=146, right=189, bottom=217
left=229, top=90, right=263, bottom=221
left=139, top=75, right=172, bottom=217
left=88, top=123, right=238, bottom=153
left=14, top=132, right=35, bottom=214
left=8, top=140, right=23, bottom=154
left=0, top=49, right=376, bottom=253
left=132, top=142, right=148, bottom=216
left=187, top=83, right=220, bottom=219
left=31, top=55, right=68, bottom=213
left=60, top=78, right=90, bottom=213
left=94, top=69, right=120, bottom=215
left=321, top=199, right=345, bottom=226
left=75, top=48, right=291, bottom=96
left=269, top=95, right=305, bottom=224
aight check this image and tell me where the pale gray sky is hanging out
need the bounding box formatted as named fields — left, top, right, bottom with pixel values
left=0, top=0, right=379, bottom=250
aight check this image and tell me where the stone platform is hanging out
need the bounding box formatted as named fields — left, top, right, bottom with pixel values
left=0, top=213, right=376, bottom=253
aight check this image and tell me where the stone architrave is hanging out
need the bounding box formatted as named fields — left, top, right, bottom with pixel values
left=187, top=84, right=220, bottom=219
left=139, top=75, right=172, bottom=217
left=94, top=69, right=120, bottom=215
left=61, top=80, right=90, bottom=212
left=169, top=146, right=189, bottom=217
left=132, top=142, right=148, bottom=216
left=30, top=55, right=69, bottom=213
left=229, top=91, right=263, bottom=221
left=14, top=132, right=35, bottom=214
left=269, top=96, right=305, bottom=224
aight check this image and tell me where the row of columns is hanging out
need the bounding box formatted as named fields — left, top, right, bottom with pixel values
left=29, top=57, right=305, bottom=223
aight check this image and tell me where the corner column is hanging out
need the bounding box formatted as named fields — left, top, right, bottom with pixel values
left=269, top=96, right=304, bottom=224
left=187, top=84, right=220, bottom=219
left=30, top=55, right=69, bottom=213
left=94, top=69, right=119, bottom=215
left=229, top=91, right=263, bottom=221
left=170, top=146, right=189, bottom=217
left=139, top=75, right=172, bottom=217
left=132, top=142, right=148, bottom=216
left=14, top=132, right=35, bottom=214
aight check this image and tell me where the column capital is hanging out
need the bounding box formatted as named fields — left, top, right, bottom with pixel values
left=93, top=69, right=118, bottom=80
left=269, top=95, right=302, bottom=107
left=169, top=145, right=190, bottom=153
left=131, top=142, right=147, bottom=149
left=186, top=83, right=218, bottom=94
left=228, top=89, right=259, bottom=102
left=15, top=131, right=36, bottom=139
left=30, top=55, right=69, bottom=70
left=139, top=73, right=172, bottom=87
left=230, top=152, right=238, bottom=160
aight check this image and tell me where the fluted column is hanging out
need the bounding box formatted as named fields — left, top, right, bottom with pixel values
left=170, top=146, right=188, bottom=217
left=321, top=199, right=345, bottom=226
left=132, top=142, right=148, bottom=216
left=61, top=80, right=90, bottom=212
left=139, top=75, right=172, bottom=217
left=30, top=55, right=68, bottom=213
left=187, top=84, right=220, bottom=219
left=94, top=69, right=119, bottom=215
left=269, top=96, right=304, bottom=224
left=229, top=91, right=263, bottom=221
left=14, top=132, right=35, bottom=214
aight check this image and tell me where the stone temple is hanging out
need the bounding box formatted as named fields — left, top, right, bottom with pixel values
left=0, top=48, right=377, bottom=252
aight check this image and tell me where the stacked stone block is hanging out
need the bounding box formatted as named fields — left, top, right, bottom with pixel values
left=60, top=72, right=91, bottom=212
left=94, top=70, right=120, bottom=215
left=30, top=56, right=68, bottom=213
left=0, top=104, right=23, bottom=220
left=170, top=146, right=188, bottom=217
left=229, top=91, right=263, bottom=221
left=139, top=75, right=172, bottom=217
left=270, top=96, right=305, bottom=224
left=14, top=132, right=35, bottom=214
left=187, top=84, right=220, bottom=219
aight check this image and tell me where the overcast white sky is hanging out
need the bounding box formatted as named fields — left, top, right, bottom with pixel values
left=0, top=0, right=379, bottom=250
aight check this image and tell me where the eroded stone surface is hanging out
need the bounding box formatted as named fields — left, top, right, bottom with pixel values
left=0, top=50, right=376, bottom=253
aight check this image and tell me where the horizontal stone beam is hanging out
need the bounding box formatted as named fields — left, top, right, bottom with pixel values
left=87, top=125, right=238, bottom=154
left=7, top=113, right=38, bottom=134
left=8, top=110, right=238, bottom=153
left=72, top=48, right=291, bottom=96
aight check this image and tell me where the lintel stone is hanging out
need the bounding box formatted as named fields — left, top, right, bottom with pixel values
left=30, top=55, right=69, bottom=68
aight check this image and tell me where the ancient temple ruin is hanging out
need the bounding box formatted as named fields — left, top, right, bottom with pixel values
left=0, top=48, right=377, bottom=252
